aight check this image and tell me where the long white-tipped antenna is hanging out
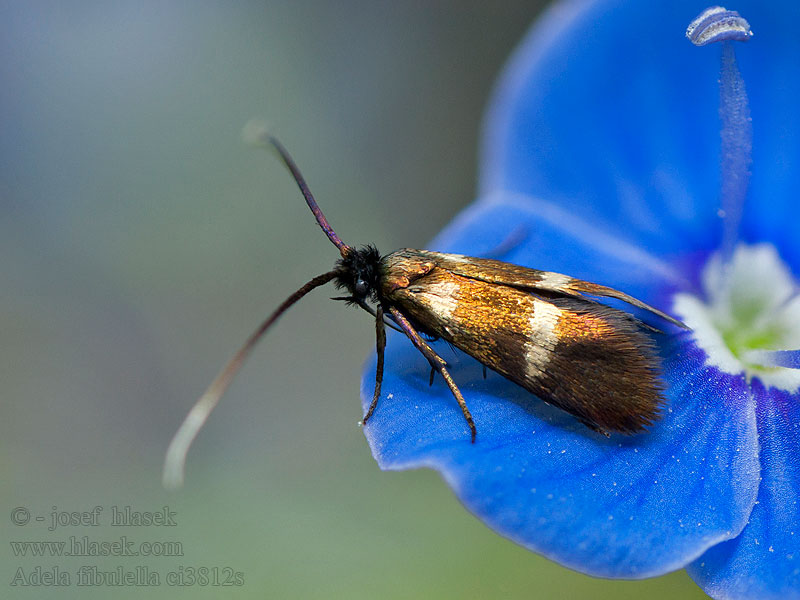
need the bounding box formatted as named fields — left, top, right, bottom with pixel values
left=162, top=269, right=340, bottom=489
left=164, top=127, right=352, bottom=489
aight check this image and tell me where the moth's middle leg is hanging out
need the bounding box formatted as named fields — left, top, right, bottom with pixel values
left=388, top=306, right=477, bottom=442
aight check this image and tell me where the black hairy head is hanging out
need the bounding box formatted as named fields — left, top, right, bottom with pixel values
left=335, top=244, right=383, bottom=302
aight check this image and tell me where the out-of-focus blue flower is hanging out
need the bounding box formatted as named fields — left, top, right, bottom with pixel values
left=361, top=1, right=800, bottom=597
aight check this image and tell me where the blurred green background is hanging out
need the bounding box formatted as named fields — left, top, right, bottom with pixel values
left=1, top=1, right=707, bottom=598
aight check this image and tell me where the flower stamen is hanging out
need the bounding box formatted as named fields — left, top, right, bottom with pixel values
left=741, top=349, right=800, bottom=370
left=679, top=9, right=800, bottom=385
left=686, top=6, right=753, bottom=46
left=687, top=6, right=753, bottom=265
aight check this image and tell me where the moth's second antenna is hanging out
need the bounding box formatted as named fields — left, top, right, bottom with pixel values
left=242, top=120, right=351, bottom=257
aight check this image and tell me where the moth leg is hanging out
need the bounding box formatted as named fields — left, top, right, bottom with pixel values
left=388, top=307, right=477, bottom=443
left=355, top=299, right=405, bottom=334
left=429, top=367, right=435, bottom=386
left=331, top=296, right=405, bottom=334
left=360, top=305, right=386, bottom=427
left=482, top=364, right=487, bottom=380
left=433, top=362, right=477, bottom=443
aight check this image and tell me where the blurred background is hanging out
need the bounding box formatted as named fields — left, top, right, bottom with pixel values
left=1, top=1, right=707, bottom=598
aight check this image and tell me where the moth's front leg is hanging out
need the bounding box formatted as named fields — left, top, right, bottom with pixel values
left=360, top=304, right=386, bottom=427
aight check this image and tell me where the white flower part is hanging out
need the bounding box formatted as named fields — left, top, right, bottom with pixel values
left=686, top=7, right=753, bottom=47
left=674, top=244, right=800, bottom=391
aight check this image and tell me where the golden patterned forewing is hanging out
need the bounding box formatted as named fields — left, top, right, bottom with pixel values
left=399, top=249, right=685, bottom=329
left=382, top=257, right=664, bottom=433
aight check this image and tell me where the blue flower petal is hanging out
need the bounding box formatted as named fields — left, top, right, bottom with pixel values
left=362, top=323, right=759, bottom=577
left=743, top=4, right=800, bottom=269
left=481, top=0, right=719, bottom=254
left=688, top=382, right=800, bottom=598
left=482, top=0, right=800, bottom=258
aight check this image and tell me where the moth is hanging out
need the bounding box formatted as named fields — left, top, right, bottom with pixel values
left=163, top=136, right=686, bottom=488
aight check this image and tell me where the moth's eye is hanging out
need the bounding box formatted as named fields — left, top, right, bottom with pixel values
left=355, top=278, right=369, bottom=296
